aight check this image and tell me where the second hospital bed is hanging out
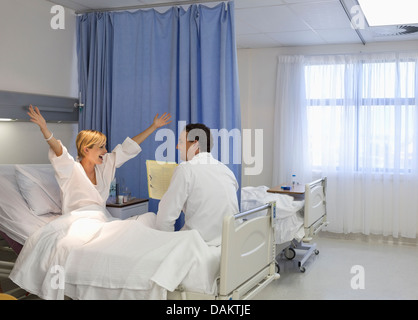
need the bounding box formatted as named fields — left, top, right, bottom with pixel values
left=241, top=178, right=328, bottom=273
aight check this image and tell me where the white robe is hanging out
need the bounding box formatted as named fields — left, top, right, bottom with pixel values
left=9, top=137, right=147, bottom=299
left=49, top=137, right=142, bottom=216
left=155, top=152, right=239, bottom=245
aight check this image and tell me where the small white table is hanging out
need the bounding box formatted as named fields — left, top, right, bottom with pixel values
left=106, top=198, right=149, bottom=220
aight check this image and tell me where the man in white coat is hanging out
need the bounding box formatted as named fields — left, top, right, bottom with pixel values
left=155, top=123, right=239, bottom=246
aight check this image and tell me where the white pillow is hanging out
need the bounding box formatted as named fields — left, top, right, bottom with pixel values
left=15, top=165, right=62, bottom=215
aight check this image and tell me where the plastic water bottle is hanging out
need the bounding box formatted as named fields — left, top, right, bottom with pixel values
left=292, top=174, right=296, bottom=187
left=108, top=178, right=117, bottom=204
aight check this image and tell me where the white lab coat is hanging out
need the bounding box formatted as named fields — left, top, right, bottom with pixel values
left=156, top=152, right=239, bottom=245
left=48, top=137, right=142, bottom=216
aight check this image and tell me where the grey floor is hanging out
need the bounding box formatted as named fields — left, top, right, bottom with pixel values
left=253, top=232, right=418, bottom=300
left=1, top=232, right=418, bottom=300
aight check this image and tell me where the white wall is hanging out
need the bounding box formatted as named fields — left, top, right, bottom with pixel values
left=0, top=0, right=78, bottom=164
left=238, top=40, right=418, bottom=187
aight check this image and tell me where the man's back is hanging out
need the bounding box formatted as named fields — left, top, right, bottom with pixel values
left=156, top=152, right=239, bottom=245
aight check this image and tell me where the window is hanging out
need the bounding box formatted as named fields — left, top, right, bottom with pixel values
left=305, top=58, right=417, bottom=173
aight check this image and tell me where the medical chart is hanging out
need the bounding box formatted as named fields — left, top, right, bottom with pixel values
left=146, top=160, right=178, bottom=200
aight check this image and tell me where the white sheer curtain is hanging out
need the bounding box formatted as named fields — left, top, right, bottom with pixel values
left=273, top=56, right=312, bottom=187
left=274, top=53, right=418, bottom=238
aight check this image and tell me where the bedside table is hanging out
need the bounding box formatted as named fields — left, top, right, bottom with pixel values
left=106, top=198, right=149, bottom=220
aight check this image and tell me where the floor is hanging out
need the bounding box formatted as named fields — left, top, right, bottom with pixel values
left=253, top=232, right=418, bottom=300
left=1, top=232, right=418, bottom=300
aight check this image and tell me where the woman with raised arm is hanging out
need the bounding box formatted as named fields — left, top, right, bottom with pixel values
left=27, top=104, right=171, bottom=216
left=11, top=105, right=212, bottom=300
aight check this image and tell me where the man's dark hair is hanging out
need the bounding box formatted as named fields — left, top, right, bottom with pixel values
left=185, top=123, right=213, bottom=152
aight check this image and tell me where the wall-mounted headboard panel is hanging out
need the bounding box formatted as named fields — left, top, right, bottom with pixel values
left=0, top=90, right=79, bottom=122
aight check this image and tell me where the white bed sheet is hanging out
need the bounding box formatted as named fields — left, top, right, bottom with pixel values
left=0, top=165, right=59, bottom=244
left=10, top=207, right=220, bottom=300
left=64, top=221, right=221, bottom=300
left=241, top=186, right=305, bottom=243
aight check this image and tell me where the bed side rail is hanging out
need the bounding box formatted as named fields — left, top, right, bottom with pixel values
left=304, top=177, right=329, bottom=242
left=234, top=203, right=276, bottom=225
left=219, top=202, right=278, bottom=298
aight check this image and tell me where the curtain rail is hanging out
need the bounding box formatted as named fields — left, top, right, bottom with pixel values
left=73, top=0, right=227, bottom=14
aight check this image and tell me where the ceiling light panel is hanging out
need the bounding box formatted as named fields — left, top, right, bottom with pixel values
left=358, top=0, right=418, bottom=26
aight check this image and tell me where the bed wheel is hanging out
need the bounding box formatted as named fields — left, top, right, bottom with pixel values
left=299, top=266, right=306, bottom=273
left=275, top=262, right=280, bottom=273
left=314, top=249, right=319, bottom=255
left=284, top=247, right=296, bottom=260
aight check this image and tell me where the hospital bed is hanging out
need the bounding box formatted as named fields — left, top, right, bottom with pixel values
left=241, top=178, right=328, bottom=273
left=0, top=164, right=279, bottom=300
left=168, top=202, right=279, bottom=300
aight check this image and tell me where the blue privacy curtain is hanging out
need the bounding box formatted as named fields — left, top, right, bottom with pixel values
left=77, top=12, right=114, bottom=146
left=77, top=2, right=241, bottom=213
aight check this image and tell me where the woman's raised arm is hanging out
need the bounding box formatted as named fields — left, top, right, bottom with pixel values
left=131, top=113, right=172, bottom=145
left=28, top=104, right=63, bottom=157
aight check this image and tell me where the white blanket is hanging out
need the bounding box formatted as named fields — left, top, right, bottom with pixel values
left=241, top=186, right=305, bottom=243
left=10, top=206, right=220, bottom=300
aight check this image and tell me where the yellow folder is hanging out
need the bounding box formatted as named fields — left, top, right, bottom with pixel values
left=146, top=160, right=178, bottom=200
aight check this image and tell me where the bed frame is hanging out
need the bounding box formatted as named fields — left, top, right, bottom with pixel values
left=167, top=202, right=280, bottom=300
left=278, top=178, right=328, bottom=273
left=0, top=232, right=20, bottom=297
left=0, top=234, right=15, bottom=280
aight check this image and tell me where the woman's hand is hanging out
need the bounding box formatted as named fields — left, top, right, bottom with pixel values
left=132, top=112, right=172, bottom=146
left=153, top=113, right=172, bottom=129
left=27, top=105, right=47, bottom=130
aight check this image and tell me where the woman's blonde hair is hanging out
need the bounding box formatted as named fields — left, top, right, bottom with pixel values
left=76, top=130, right=107, bottom=160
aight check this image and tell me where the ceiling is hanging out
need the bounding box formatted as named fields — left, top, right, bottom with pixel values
left=46, top=0, right=418, bottom=49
